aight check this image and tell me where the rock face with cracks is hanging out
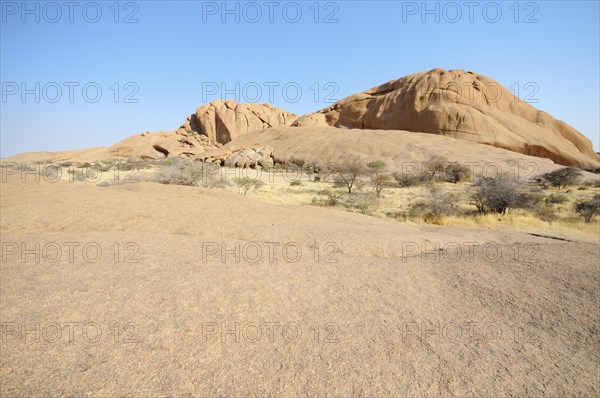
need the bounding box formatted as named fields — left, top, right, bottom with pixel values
left=293, top=68, right=600, bottom=167
left=108, top=129, right=219, bottom=159
left=181, top=99, right=297, bottom=145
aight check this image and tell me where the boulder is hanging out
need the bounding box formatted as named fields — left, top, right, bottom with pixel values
left=224, top=153, right=242, bottom=168
left=181, top=100, right=298, bottom=145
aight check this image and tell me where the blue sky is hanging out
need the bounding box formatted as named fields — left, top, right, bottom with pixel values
left=1, top=0, right=599, bottom=157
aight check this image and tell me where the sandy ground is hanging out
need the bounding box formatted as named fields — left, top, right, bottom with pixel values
left=1, top=174, right=599, bottom=396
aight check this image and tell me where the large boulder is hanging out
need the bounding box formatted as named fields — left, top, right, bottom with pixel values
left=181, top=100, right=298, bottom=145
left=293, top=68, right=600, bottom=167
left=204, top=146, right=275, bottom=169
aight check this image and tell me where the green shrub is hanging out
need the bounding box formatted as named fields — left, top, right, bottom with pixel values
left=367, top=160, right=386, bottom=171
left=290, top=180, right=302, bottom=186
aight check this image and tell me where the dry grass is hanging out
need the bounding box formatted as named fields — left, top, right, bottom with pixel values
left=235, top=169, right=600, bottom=242
left=45, top=162, right=600, bottom=242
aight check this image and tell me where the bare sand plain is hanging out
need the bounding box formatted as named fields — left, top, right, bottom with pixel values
left=1, top=171, right=599, bottom=397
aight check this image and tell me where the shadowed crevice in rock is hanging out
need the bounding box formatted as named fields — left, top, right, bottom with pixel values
left=152, top=144, right=169, bottom=158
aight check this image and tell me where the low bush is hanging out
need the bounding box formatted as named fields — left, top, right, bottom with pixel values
left=311, top=189, right=342, bottom=207
left=408, top=185, right=460, bottom=223
left=341, top=192, right=378, bottom=214
left=116, top=159, right=154, bottom=171
left=234, top=177, right=264, bottom=195
left=156, top=161, right=205, bottom=186
left=422, top=160, right=470, bottom=183
left=545, top=193, right=568, bottom=205
left=470, top=174, right=540, bottom=214
left=534, top=204, right=558, bottom=223
left=287, top=156, right=306, bottom=168
left=575, top=194, right=600, bottom=223
left=393, top=172, right=421, bottom=188
left=155, top=159, right=225, bottom=188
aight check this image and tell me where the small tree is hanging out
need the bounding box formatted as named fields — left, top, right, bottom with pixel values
left=575, top=194, right=600, bottom=222
left=371, top=173, right=393, bottom=197
left=538, top=167, right=582, bottom=189
left=332, top=159, right=365, bottom=194
left=367, top=160, right=392, bottom=197
left=470, top=174, right=539, bottom=214
left=234, top=177, right=264, bottom=195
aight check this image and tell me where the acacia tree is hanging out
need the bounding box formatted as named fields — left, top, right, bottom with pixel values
left=470, top=174, right=538, bottom=214
left=537, top=167, right=582, bottom=189
left=367, top=160, right=393, bottom=197
left=332, top=159, right=365, bottom=194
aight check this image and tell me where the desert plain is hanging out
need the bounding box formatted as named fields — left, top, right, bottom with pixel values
left=1, top=68, right=599, bottom=396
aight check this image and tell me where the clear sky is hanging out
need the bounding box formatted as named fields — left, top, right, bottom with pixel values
left=1, top=0, right=599, bottom=157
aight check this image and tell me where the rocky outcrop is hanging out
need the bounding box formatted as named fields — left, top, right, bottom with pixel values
left=201, top=146, right=274, bottom=169
left=108, top=129, right=219, bottom=159
left=6, top=70, right=598, bottom=170
left=109, top=99, right=296, bottom=161
left=293, top=68, right=600, bottom=167
left=181, top=100, right=297, bottom=145
left=200, top=126, right=600, bottom=180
